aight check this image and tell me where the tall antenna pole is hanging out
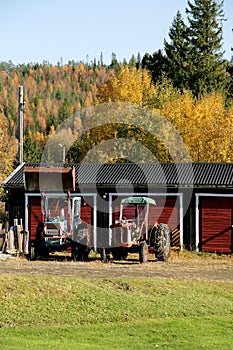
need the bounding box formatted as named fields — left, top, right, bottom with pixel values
left=18, top=86, right=24, bottom=164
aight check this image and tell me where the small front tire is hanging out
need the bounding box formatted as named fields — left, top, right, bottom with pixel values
left=139, top=241, right=149, bottom=264
left=72, top=244, right=79, bottom=262
left=29, top=242, right=36, bottom=260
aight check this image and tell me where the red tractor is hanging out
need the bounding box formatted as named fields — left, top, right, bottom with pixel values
left=108, top=196, right=171, bottom=263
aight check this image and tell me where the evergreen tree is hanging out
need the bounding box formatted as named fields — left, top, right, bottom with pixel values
left=136, top=52, right=141, bottom=69
left=141, top=53, right=152, bottom=70
left=129, top=54, right=136, bottom=68
left=225, top=61, right=233, bottom=102
left=23, top=129, right=45, bottom=163
left=141, top=50, right=167, bottom=84
left=226, top=28, right=233, bottom=101
left=186, top=0, right=226, bottom=96
left=164, top=11, right=190, bottom=90
left=109, top=53, right=120, bottom=72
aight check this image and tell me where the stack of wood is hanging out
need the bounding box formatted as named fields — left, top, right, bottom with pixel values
left=1, top=219, right=29, bottom=256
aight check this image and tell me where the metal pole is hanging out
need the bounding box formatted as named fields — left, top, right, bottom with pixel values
left=18, top=86, right=24, bottom=164
left=58, top=143, right=65, bottom=162
left=63, top=146, right=65, bottom=163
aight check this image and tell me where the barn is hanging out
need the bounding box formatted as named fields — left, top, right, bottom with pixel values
left=2, top=162, right=233, bottom=255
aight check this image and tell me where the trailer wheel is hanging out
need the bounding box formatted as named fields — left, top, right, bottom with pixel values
left=154, top=223, right=171, bottom=261
left=139, top=241, right=149, bottom=264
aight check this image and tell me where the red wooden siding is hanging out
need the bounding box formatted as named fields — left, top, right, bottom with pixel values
left=200, top=197, right=233, bottom=253
left=28, top=197, right=42, bottom=241
left=121, top=205, right=144, bottom=221
left=149, top=197, right=178, bottom=230
left=80, top=200, right=94, bottom=246
left=81, top=202, right=93, bottom=225
left=112, top=196, right=179, bottom=230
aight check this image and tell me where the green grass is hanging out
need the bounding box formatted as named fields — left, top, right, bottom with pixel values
left=0, top=275, right=232, bottom=349
left=1, top=316, right=232, bottom=350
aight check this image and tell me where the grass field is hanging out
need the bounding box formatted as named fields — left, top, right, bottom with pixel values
left=0, top=270, right=232, bottom=350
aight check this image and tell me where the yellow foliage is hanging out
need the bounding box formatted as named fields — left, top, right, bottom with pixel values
left=37, top=99, right=47, bottom=133
left=49, top=125, right=55, bottom=135
left=160, top=92, right=233, bottom=162
left=0, top=113, right=18, bottom=184
left=33, top=131, right=46, bottom=142
left=96, top=72, right=233, bottom=163
left=41, top=79, right=47, bottom=90
left=97, top=66, right=157, bottom=107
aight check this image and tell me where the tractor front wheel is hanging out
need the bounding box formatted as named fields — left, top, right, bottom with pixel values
left=154, top=223, right=171, bottom=261
left=139, top=241, right=149, bottom=264
left=29, top=241, right=36, bottom=260
left=71, top=244, right=79, bottom=262
left=72, top=244, right=89, bottom=261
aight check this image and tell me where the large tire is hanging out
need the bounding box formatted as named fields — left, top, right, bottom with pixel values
left=99, top=248, right=110, bottom=262
left=154, top=223, right=171, bottom=261
left=112, top=248, right=128, bottom=261
left=139, top=241, right=149, bottom=264
left=72, top=244, right=89, bottom=262
left=78, top=245, right=89, bottom=262
left=29, top=242, right=36, bottom=260
left=72, top=244, right=79, bottom=262
left=29, top=240, right=44, bottom=260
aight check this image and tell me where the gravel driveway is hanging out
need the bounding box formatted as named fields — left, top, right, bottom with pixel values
left=0, top=252, right=232, bottom=282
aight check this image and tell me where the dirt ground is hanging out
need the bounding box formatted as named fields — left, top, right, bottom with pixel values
left=0, top=251, right=232, bottom=282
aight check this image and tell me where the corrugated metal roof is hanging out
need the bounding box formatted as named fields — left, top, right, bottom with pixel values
left=2, top=162, right=25, bottom=188
left=2, top=162, right=233, bottom=189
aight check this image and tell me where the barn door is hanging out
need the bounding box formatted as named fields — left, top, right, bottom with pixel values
left=200, top=197, right=233, bottom=253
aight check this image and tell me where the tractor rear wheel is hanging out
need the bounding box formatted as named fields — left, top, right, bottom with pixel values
left=154, top=223, right=171, bottom=261
left=139, top=241, right=149, bottom=264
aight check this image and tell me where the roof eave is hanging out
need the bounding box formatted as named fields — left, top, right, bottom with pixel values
left=2, top=163, right=25, bottom=188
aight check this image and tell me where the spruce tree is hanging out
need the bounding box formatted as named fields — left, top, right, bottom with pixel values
left=141, top=50, right=167, bottom=84
left=136, top=52, right=141, bottom=69
left=186, top=0, right=226, bottom=96
left=164, top=11, right=190, bottom=90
